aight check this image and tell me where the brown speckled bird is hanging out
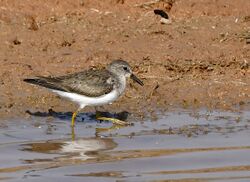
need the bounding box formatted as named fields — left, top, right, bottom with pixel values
left=24, top=60, right=144, bottom=127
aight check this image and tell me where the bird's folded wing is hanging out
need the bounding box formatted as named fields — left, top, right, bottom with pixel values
left=57, top=69, right=115, bottom=97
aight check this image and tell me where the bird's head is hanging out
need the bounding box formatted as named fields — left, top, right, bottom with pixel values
left=107, top=59, right=144, bottom=86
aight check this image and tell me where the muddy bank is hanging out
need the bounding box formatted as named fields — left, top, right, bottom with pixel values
left=0, top=0, right=249, bottom=119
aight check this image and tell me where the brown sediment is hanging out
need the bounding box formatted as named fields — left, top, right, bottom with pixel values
left=0, top=0, right=249, bottom=120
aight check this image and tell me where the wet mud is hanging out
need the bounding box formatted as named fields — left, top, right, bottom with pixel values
left=0, top=110, right=250, bottom=181
left=0, top=0, right=249, bottom=119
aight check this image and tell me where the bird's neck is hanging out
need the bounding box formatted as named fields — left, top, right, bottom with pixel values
left=107, top=67, right=127, bottom=95
left=113, top=73, right=126, bottom=95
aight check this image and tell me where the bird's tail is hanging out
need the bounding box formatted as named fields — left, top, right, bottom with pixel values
left=23, top=78, right=65, bottom=91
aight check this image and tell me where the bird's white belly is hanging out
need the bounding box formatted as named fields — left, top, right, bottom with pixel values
left=52, top=89, right=119, bottom=108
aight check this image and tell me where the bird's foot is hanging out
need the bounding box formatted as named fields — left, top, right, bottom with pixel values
left=96, top=116, right=130, bottom=126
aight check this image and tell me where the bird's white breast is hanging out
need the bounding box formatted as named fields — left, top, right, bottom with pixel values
left=52, top=89, right=119, bottom=108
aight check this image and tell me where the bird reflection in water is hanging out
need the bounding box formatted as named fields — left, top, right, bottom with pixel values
left=22, top=137, right=117, bottom=162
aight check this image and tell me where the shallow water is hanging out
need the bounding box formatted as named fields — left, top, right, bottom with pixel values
left=0, top=110, right=250, bottom=182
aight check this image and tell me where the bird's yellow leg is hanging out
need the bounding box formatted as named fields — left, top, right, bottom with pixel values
left=96, top=116, right=130, bottom=126
left=71, top=111, right=78, bottom=127
left=71, top=126, right=75, bottom=141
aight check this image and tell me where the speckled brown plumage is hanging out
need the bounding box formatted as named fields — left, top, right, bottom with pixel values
left=24, top=69, right=116, bottom=97
left=24, top=60, right=144, bottom=127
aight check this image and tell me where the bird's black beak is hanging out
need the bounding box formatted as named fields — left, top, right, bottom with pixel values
left=130, top=73, right=144, bottom=86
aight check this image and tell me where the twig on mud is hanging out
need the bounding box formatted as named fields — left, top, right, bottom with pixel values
left=141, top=75, right=181, bottom=82
left=134, top=0, right=161, bottom=8
left=230, top=81, right=248, bottom=86
left=212, top=80, right=247, bottom=86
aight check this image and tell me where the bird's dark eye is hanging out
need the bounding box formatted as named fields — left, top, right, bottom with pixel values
left=123, top=66, right=128, bottom=71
